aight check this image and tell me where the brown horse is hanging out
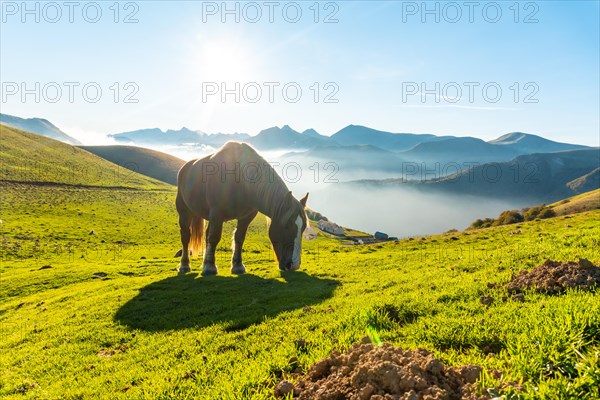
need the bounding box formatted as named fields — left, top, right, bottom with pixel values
left=176, top=141, right=308, bottom=275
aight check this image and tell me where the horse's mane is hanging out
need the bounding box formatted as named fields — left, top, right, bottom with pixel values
left=240, top=143, right=303, bottom=224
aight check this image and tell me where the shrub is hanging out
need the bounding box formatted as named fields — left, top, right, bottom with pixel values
left=524, top=205, right=556, bottom=221
left=538, top=207, right=556, bottom=219
left=524, top=205, right=543, bottom=221
left=469, top=218, right=495, bottom=229
left=494, top=210, right=524, bottom=226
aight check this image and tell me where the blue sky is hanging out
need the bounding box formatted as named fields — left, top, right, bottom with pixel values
left=1, top=1, right=598, bottom=145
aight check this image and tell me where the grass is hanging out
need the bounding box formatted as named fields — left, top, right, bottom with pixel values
left=1, top=181, right=599, bottom=399
left=0, top=124, right=170, bottom=190
left=79, top=145, right=185, bottom=185
left=551, top=189, right=600, bottom=216
left=1, top=129, right=599, bottom=399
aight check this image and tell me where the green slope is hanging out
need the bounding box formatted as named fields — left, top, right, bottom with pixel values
left=79, top=145, right=186, bottom=186
left=0, top=124, right=171, bottom=190
left=1, top=187, right=599, bottom=398
left=551, top=188, right=600, bottom=216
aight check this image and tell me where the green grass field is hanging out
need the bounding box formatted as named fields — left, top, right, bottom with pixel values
left=1, top=125, right=599, bottom=399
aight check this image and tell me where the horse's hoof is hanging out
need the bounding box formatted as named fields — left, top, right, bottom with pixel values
left=201, top=264, right=218, bottom=276
left=279, top=264, right=300, bottom=272
left=178, top=264, right=191, bottom=274
left=231, top=264, right=246, bottom=275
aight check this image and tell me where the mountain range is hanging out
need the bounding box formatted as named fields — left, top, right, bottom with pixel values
left=108, top=127, right=251, bottom=148
left=3, top=117, right=598, bottom=210
left=2, top=113, right=596, bottom=199
left=5, top=111, right=589, bottom=166
left=109, top=123, right=590, bottom=166
left=352, top=148, right=600, bottom=204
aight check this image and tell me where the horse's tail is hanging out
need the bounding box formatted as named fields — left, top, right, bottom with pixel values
left=189, top=216, right=204, bottom=257
left=177, top=159, right=204, bottom=257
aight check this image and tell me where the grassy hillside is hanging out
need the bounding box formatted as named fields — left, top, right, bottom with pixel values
left=551, top=189, right=600, bottom=216
left=0, top=124, right=170, bottom=190
left=2, top=183, right=599, bottom=398
left=466, top=189, right=600, bottom=230
left=79, top=145, right=186, bottom=185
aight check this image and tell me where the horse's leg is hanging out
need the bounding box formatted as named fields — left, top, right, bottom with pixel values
left=202, top=219, right=223, bottom=276
left=176, top=195, right=192, bottom=274
left=231, top=211, right=258, bottom=274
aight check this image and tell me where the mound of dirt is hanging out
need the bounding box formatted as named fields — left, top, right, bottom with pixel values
left=507, top=258, right=600, bottom=294
left=274, top=343, right=488, bottom=399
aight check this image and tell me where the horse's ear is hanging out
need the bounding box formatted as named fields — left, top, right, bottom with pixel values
left=299, top=192, right=309, bottom=208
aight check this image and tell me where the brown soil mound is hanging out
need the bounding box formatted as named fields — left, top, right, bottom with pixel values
left=507, top=258, right=600, bottom=294
left=274, top=343, right=488, bottom=399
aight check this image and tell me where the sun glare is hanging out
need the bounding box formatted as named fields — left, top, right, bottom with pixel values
left=195, top=36, right=257, bottom=82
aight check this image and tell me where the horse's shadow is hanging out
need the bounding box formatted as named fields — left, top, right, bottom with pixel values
left=114, top=272, right=339, bottom=332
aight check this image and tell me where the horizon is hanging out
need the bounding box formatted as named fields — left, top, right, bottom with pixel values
left=1, top=1, right=598, bottom=146
left=2, top=112, right=598, bottom=148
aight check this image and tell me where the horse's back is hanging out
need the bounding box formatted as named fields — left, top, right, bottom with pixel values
left=178, top=141, right=265, bottom=219
left=210, top=141, right=262, bottom=165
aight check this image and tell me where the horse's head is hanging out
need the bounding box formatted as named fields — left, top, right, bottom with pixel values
left=269, top=192, right=309, bottom=271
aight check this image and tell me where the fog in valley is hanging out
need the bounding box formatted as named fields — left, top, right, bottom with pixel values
left=297, top=183, right=528, bottom=238
left=269, top=161, right=530, bottom=238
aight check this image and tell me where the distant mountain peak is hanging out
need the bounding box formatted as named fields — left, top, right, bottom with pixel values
left=258, top=125, right=300, bottom=135
left=489, top=132, right=588, bottom=154
left=166, top=126, right=201, bottom=134
left=302, top=128, right=327, bottom=140
left=0, top=113, right=82, bottom=145
left=490, top=132, right=540, bottom=144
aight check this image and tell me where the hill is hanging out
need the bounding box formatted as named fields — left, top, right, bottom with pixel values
left=0, top=124, right=170, bottom=189
left=432, top=148, right=600, bottom=202
left=467, top=188, right=600, bottom=229
left=402, top=136, right=519, bottom=163
left=354, top=148, right=600, bottom=204
left=0, top=113, right=81, bottom=145
left=566, top=167, right=600, bottom=193
left=80, top=145, right=185, bottom=185
left=2, top=173, right=599, bottom=398
left=550, top=188, right=600, bottom=216
left=489, top=132, right=589, bottom=154
left=331, top=124, right=448, bottom=151
left=1, top=125, right=599, bottom=398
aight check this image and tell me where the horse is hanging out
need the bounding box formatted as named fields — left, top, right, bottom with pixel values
left=175, top=141, right=309, bottom=276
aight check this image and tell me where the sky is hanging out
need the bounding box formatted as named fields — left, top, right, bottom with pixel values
left=1, top=0, right=599, bottom=146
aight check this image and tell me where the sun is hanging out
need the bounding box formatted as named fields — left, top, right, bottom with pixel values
left=195, top=36, right=257, bottom=82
